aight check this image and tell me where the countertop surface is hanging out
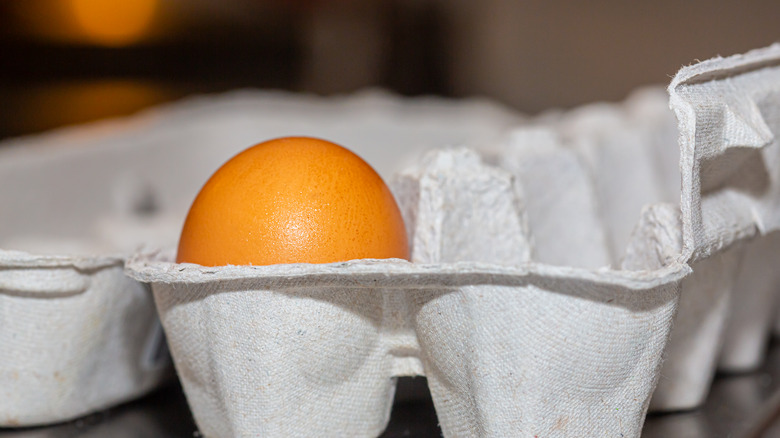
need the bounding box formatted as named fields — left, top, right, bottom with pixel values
left=3, top=341, right=780, bottom=438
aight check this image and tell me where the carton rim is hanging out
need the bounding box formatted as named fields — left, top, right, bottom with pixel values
left=126, top=254, right=690, bottom=291
left=0, top=248, right=122, bottom=270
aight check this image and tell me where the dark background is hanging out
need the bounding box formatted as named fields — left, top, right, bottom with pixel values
left=1, top=0, right=780, bottom=140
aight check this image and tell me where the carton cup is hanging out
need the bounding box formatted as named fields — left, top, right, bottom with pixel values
left=128, top=257, right=686, bottom=437
left=0, top=251, right=169, bottom=426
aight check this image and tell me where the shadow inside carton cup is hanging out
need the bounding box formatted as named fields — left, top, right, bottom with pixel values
left=119, top=282, right=172, bottom=373
left=700, top=147, right=770, bottom=196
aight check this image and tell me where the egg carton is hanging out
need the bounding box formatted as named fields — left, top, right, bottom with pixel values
left=0, top=91, right=521, bottom=427
left=124, top=90, right=677, bottom=437
left=6, top=44, right=780, bottom=435
left=128, top=147, right=686, bottom=437
left=127, top=44, right=780, bottom=437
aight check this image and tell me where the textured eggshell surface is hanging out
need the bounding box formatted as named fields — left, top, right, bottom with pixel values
left=176, top=137, right=409, bottom=266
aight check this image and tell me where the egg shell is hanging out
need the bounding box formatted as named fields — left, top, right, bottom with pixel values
left=176, top=137, right=410, bottom=266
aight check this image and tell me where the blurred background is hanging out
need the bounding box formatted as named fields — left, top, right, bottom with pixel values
left=1, top=0, right=779, bottom=140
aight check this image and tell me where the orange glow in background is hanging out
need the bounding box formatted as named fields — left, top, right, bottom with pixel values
left=68, top=0, right=158, bottom=47
left=12, top=0, right=161, bottom=47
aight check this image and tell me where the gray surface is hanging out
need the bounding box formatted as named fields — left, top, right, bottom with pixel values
left=644, top=341, right=780, bottom=438
left=4, top=344, right=780, bottom=437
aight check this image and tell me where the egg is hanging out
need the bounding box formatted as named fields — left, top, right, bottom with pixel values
left=176, top=137, right=410, bottom=266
